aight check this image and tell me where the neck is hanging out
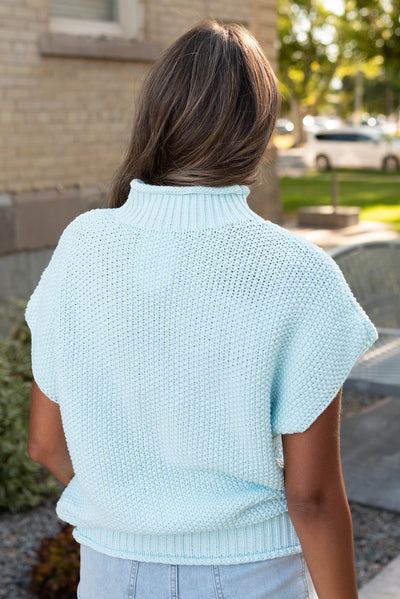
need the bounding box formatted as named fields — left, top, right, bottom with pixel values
left=111, top=179, right=265, bottom=232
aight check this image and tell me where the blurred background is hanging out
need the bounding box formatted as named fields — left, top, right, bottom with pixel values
left=274, top=0, right=400, bottom=242
left=1, top=0, right=400, bottom=328
left=1, top=0, right=400, bottom=331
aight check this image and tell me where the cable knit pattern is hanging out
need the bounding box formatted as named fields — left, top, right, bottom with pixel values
left=25, top=178, right=379, bottom=565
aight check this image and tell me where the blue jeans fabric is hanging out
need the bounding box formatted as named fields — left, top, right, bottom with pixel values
left=77, top=543, right=319, bottom=598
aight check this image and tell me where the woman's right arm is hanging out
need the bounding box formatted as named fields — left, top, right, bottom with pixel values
left=282, top=385, right=359, bottom=599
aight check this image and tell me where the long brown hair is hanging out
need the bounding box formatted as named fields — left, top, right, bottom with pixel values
left=108, top=19, right=281, bottom=208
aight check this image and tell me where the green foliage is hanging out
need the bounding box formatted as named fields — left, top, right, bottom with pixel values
left=334, top=0, right=400, bottom=116
left=278, top=0, right=400, bottom=118
left=28, top=523, right=80, bottom=599
left=341, top=0, right=400, bottom=73
left=278, top=0, right=344, bottom=111
left=0, top=297, right=61, bottom=513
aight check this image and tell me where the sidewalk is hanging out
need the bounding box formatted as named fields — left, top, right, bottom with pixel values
left=282, top=216, right=400, bottom=252
left=358, top=555, right=400, bottom=599
left=283, top=216, right=400, bottom=598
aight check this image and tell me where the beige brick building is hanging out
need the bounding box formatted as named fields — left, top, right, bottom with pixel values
left=0, top=0, right=280, bottom=326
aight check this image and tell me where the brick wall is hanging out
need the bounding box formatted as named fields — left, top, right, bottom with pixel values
left=0, top=0, right=150, bottom=195
left=0, top=0, right=279, bottom=259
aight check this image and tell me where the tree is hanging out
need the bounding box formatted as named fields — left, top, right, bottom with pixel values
left=339, top=0, right=400, bottom=117
left=277, top=0, right=344, bottom=144
left=277, top=0, right=400, bottom=142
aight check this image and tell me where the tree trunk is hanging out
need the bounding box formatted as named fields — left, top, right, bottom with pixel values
left=353, top=69, right=363, bottom=125
left=385, top=86, right=394, bottom=116
left=290, top=97, right=305, bottom=146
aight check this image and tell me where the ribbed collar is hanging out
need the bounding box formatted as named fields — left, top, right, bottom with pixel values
left=112, top=178, right=265, bottom=232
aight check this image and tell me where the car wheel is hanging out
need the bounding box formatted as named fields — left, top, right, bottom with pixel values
left=382, top=155, right=399, bottom=171
left=315, top=154, right=331, bottom=171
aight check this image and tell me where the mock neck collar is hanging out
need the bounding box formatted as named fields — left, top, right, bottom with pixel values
left=112, top=178, right=265, bottom=232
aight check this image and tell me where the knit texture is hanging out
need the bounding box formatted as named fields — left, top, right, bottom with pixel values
left=25, top=178, right=379, bottom=565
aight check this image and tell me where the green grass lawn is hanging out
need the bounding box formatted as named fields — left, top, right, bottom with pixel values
left=279, top=169, right=400, bottom=232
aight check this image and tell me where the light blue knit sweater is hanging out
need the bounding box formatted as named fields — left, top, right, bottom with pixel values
left=25, top=178, right=378, bottom=565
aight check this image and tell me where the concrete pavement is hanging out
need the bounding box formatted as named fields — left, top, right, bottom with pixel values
left=359, top=555, right=400, bottom=599
left=340, top=397, right=400, bottom=512
left=283, top=215, right=400, bottom=252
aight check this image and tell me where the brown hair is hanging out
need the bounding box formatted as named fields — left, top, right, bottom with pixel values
left=107, top=19, right=281, bottom=208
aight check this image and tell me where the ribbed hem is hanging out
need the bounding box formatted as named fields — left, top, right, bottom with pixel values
left=111, top=178, right=265, bottom=232
left=67, top=511, right=302, bottom=565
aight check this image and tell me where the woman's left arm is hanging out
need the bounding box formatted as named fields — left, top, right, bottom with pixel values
left=27, top=379, right=75, bottom=487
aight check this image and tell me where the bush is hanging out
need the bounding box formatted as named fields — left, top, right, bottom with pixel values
left=28, top=523, right=80, bottom=599
left=0, top=297, right=61, bottom=513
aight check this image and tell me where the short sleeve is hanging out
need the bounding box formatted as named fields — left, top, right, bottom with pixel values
left=25, top=224, right=74, bottom=404
left=270, top=249, right=379, bottom=435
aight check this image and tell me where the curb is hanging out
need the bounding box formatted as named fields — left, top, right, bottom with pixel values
left=359, top=554, right=400, bottom=598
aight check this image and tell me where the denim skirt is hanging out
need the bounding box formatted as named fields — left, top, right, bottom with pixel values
left=77, top=543, right=319, bottom=599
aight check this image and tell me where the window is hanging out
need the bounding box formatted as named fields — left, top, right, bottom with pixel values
left=50, top=0, right=137, bottom=38
left=51, top=0, right=118, bottom=21
left=315, top=133, right=358, bottom=142
left=355, top=134, right=377, bottom=143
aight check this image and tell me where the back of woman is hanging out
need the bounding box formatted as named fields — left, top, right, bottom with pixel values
left=26, top=20, right=378, bottom=599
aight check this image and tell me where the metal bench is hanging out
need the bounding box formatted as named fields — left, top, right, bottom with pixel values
left=328, top=240, right=400, bottom=397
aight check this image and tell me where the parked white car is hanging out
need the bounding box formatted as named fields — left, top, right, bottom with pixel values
left=304, top=128, right=400, bottom=171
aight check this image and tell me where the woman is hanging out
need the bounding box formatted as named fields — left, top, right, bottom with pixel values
left=26, top=19, right=377, bottom=599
